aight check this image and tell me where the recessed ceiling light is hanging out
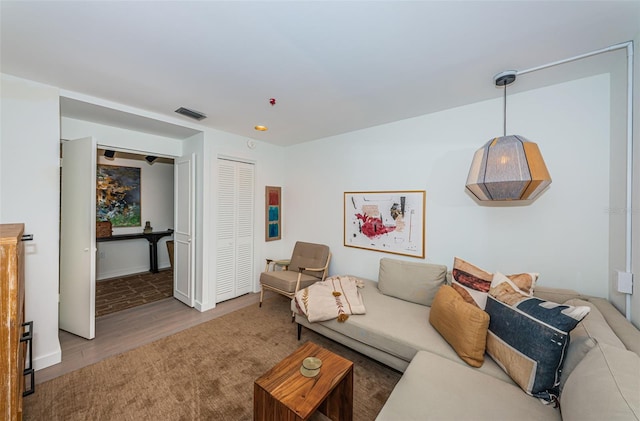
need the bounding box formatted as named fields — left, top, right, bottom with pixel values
left=254, top=125, right=268, bottom=131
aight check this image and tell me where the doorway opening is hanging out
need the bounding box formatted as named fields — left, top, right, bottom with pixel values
left=95, top=149, right=175, bottom=317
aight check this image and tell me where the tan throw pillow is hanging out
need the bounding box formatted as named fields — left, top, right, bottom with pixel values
left=451, top=257, right=493, bottom=309
left=429, top=285, right=490, bottom=367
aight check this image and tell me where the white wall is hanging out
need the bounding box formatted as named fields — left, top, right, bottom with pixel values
left=0, top=74, right=62, bottom=369
left=631, top=30, right=640, bottom=329
left=61, top=116, right=182, bottom=157
left=284, top=74, right=613, bottom=298
left=182, top=132, right=206, bottom=309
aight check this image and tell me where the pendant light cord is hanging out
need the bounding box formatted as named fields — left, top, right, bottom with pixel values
left=503, top=84, right=507, bottom=137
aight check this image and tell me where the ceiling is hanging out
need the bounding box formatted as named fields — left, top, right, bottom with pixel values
left=1, top=1, right=639, bottom=146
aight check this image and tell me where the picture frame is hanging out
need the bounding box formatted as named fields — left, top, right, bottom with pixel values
left=97, top=164, right=141, bottom=227
left=265, top=186, right=281, bottom=241
left=344, top=190, right=425, bottom=258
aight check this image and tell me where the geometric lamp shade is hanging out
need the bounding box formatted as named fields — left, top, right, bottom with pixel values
left=466, top=135, right=552, bottom=201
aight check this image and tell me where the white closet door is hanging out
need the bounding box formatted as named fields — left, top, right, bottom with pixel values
left=235, top=163, right=254, bottom=295
left=215, top=159, right=254, bottom=302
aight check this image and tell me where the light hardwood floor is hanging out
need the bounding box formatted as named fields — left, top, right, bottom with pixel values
left=36, top=291, right=276, bottom=384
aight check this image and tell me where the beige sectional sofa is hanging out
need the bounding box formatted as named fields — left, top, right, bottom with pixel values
left=293, top=258, right=640, bottom=420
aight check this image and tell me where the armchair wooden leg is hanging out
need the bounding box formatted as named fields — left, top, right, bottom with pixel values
left=297, top=323, right=302, bottom=340
left=259, top=287, right=264, bottom=308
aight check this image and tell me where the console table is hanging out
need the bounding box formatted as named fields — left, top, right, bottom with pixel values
left=97, top=229, right=173, bottom=273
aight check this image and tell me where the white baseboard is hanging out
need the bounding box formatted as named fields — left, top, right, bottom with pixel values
left=97, top=263, right=172, bottom=281
left=34, top=349, right=62, bottom=371
left=195, top=299, right=215, bottom=312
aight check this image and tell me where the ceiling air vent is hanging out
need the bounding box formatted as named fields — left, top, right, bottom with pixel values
left=175, top=107, right=207, bottom=121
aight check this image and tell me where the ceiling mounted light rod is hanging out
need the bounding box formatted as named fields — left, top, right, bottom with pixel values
left=515, top=42, right=632, bottom=76
left=494, top=70, right=517, bottom=136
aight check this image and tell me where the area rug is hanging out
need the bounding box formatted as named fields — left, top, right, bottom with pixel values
left=23, top=295, right=401, bottom=420
left=95, top=269, right=173, bottom=317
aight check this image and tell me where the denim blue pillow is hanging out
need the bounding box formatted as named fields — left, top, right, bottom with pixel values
left=485, top=293, right=590, bottom=403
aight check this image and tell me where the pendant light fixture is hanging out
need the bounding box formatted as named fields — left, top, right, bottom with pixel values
left=465, top=71, right=551, bottom=201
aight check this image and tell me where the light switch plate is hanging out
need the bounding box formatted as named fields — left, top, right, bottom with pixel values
left=616, top=271, right=633, bottom=294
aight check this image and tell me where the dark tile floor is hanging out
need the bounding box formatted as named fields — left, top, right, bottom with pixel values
left=95, top=269, right=173, bottom=317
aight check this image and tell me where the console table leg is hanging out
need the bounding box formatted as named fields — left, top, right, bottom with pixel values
left=149, top=241, right=159, bottom=273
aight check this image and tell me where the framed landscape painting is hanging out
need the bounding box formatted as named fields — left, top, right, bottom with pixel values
left=96, top=164, right=141, bottom=227
left=265, top=186, right=281, bottom=241
left=344, top=190, right=425, bottom=258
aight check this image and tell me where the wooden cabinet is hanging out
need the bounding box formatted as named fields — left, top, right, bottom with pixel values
left=1, top=223, right=26, bottom=421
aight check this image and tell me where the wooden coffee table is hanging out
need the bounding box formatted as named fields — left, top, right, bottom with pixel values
left=254, top=341, right=353, bottom=421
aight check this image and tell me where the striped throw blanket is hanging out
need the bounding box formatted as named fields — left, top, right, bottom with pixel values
left=294, top=275, right=366, bottom=323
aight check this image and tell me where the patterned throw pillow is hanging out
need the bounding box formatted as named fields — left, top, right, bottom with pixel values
left=452, top=258, right=539, bottom=310
left=490, top=272, right=538, bottom=303
left=485, top=280, right=590, bottom=403
left=451, top=257, right=493, bottom=309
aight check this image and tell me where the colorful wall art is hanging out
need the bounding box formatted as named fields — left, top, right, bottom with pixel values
left=265, top=186, right=281, bottom=241
left=97, top=164, right=141, bottom=227
left=344, top=190, right=425, bottom=258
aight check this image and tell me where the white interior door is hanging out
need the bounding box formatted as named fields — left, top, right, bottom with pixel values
left=59, top=137, right=96, bottom=339
left=235, top=162, right=254, bottom=296
left=174, top=153, right=195, bottom=306
left=216, top=158, right=254, bottom=302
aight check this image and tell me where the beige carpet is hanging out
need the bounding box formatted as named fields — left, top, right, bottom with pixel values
left=96, top=269, right=173, bottom=317
left=24, top=295, right=401, bottom=420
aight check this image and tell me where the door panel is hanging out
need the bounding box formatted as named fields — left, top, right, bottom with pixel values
left=174, top=154, right=195, bottom=306
left=215, top=159, right=254, bottom=302
left=59, top=137, right=96, bottom=339
left=215, top=160, right=236, bottom=302
left=235, top=163, right=254, bottom=295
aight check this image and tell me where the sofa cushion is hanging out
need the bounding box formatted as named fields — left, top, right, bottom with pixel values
left=429, top=285, right=489, bottom=367
left=558, top=335, right=597, bottom=393
left=485, top=292, right=590, bottom=402
left=378, top=257, right=447, bottom=306
left=587, top=296, right=640, bottom=356
left=375, top=350, right=561, bottom=421
left=533, top=285, right=581, bottom=303
left=296, top=278, right=514, bottom=382
left=564, top=298, right=626, bottom=349
left=561, top=342, right=640, bottom=420
left=451, top=257, right=493, bottom=309
left=259, top=270, right=322, bottom=293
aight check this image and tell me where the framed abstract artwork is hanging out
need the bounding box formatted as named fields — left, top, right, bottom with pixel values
left=344, top=190, right=425, bottom=258
left=96, top=164, right=141, bottom=227
left=265, top=186, right=281, bottom=241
